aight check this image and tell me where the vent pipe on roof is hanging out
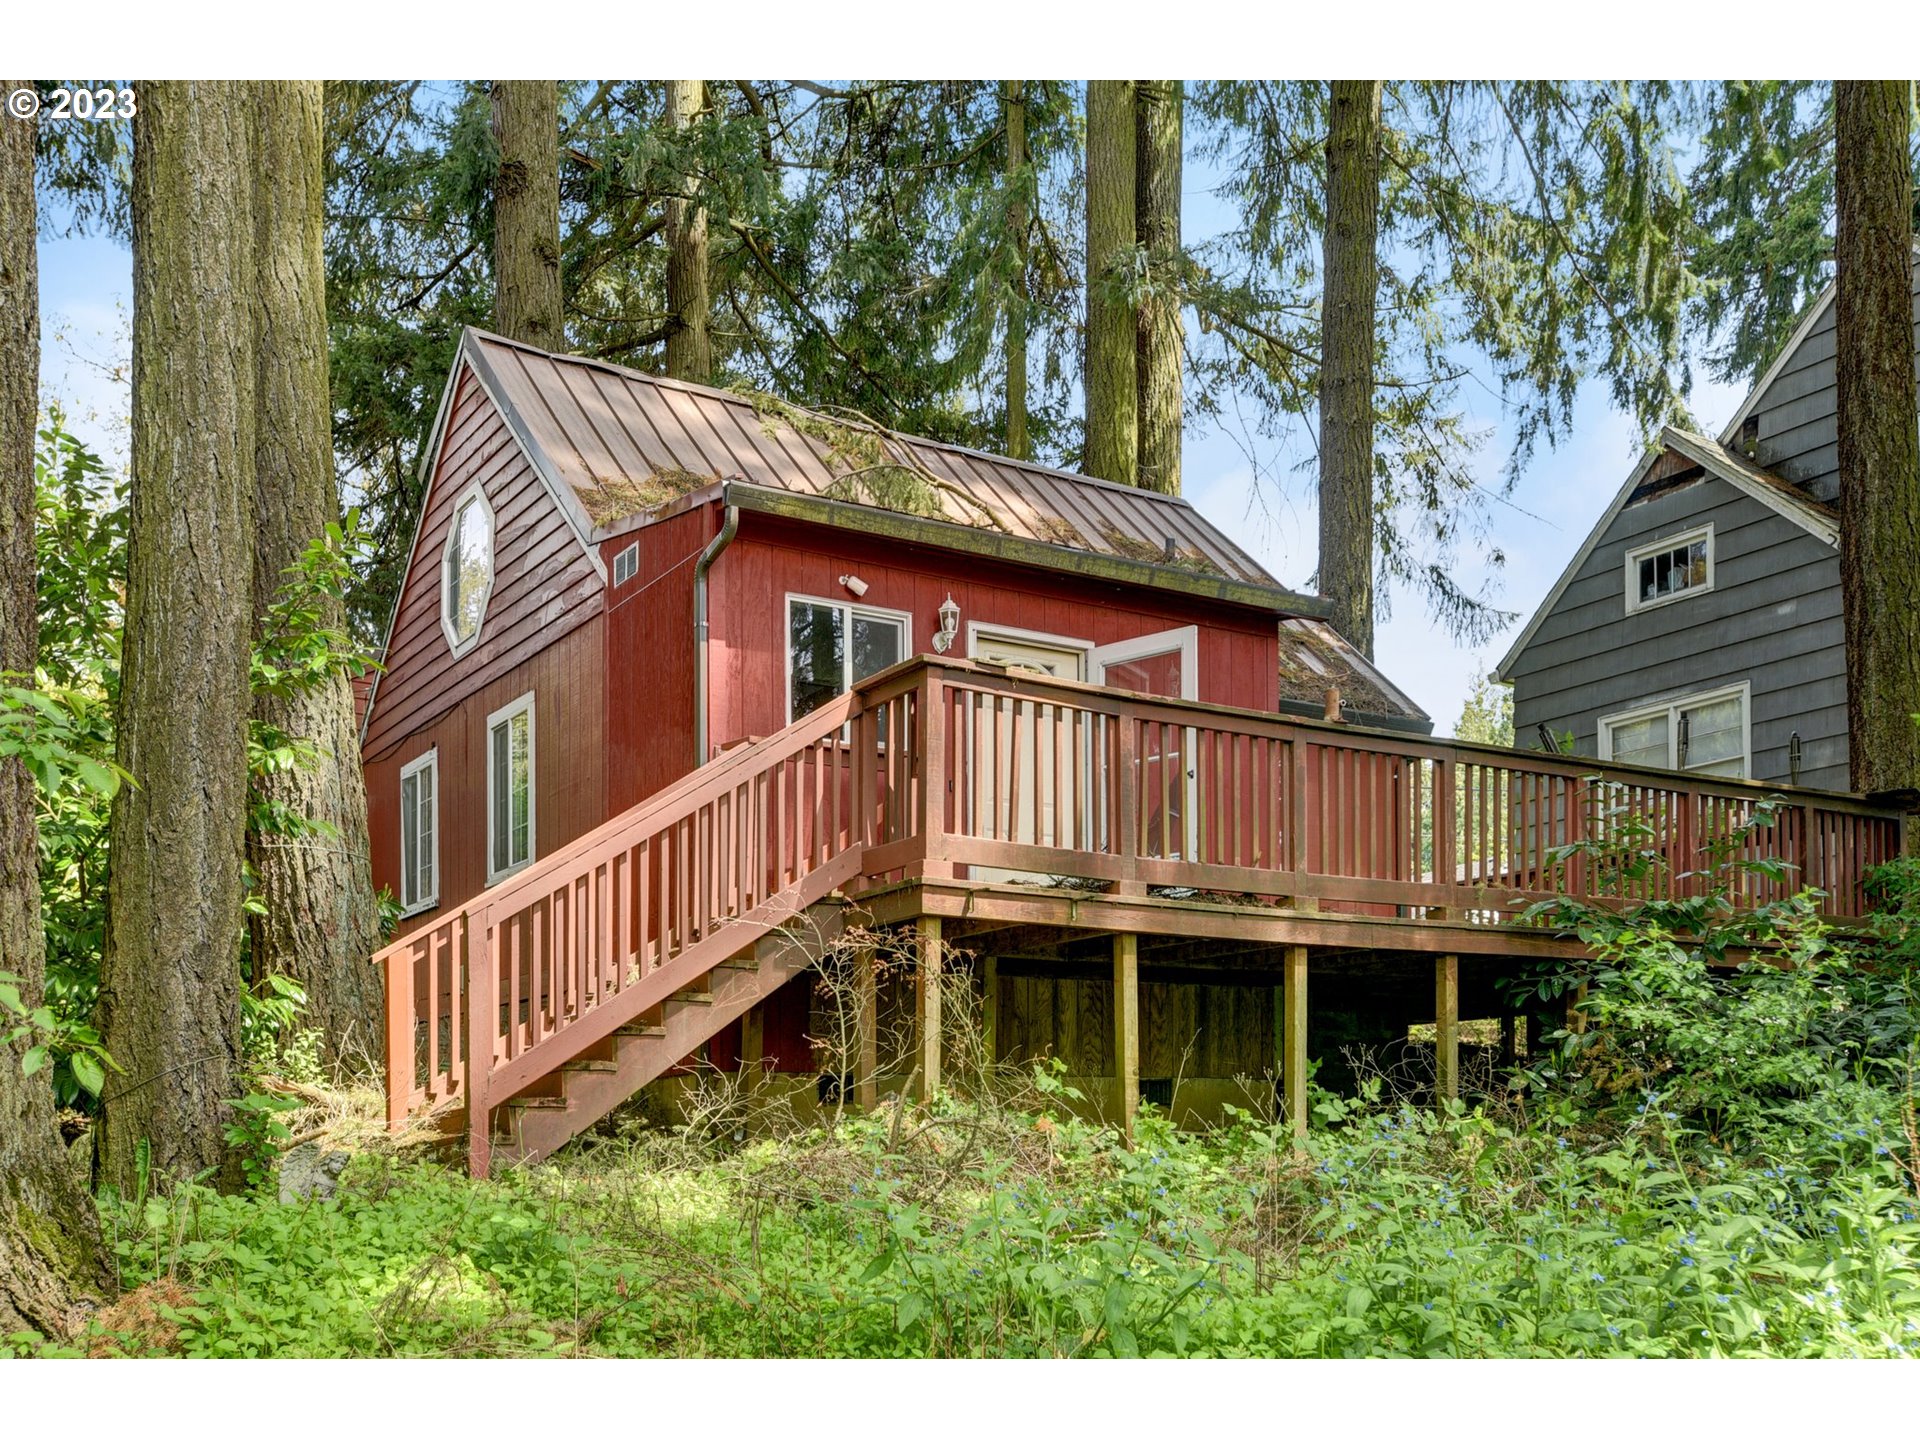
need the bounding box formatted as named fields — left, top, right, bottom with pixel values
left=693, top=501, right=741, bottom=766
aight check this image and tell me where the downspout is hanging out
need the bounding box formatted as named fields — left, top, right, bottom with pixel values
left=692, top=496, right=740, bottom=767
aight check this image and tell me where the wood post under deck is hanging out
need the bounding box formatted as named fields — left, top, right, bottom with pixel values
left=855, top=946, right=878, bottom=1110
left=917, top=915, right=942, bottom=1100
left=1113, top=934, right=1139, bottom=1138
left=741, top=1003, right=765, bottom=1109
left=982, top=955, right=998, bottom=1066
left=1434, top=953, right=1459, bottom=1103
left=1282, top=944, right=1307, bottom=1144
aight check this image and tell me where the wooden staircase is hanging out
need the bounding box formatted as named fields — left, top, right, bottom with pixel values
left=374, top=667, right=925, bottom=1176
left=490, top=910, right=842, bottom=1165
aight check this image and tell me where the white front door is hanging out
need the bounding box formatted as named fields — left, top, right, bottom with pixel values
left=968, top=631, right=1089, bottom=878
left=1090, top=626, right=1199, bottom=860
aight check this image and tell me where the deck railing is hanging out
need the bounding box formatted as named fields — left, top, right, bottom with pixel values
left=870, top=657, right=1903, bottom=920
left=375, top=655, right=1903, bottom=1153
left=373, top=664, right=925, bottom=1168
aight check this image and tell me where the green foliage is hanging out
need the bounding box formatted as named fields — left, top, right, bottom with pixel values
left=1454, top=669, right=1514, bottom=747
left=0, top=968, right=119, bottom=1100
left=220, top=1092, right=303, bottom=1193
left=245, top=513, right=379, bottom=871
left=21, top=417, right=374, bottom=1108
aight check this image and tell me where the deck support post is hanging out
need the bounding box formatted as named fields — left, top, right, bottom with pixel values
left=1113, top=933, right=1139, bottom=1140
left=741, top=1002, right=765, bottom=1113
left=917, top=915, right=942, bottom=1101
left=1434, top=953, right=1459, bottom=1105
left=1282, top=944, right=1308, bottom=1145
left=982, top=954, right=998, bottom=1068
left=462, top=913, right=492, bottom=1180
left=1498, top=1012, right=1517, bottom=1068
left=854, top=946, right=878, bottom=1110
left=1566, top=981, right=1589, bottom=1037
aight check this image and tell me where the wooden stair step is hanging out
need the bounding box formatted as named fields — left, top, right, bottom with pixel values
left=667, top=990, right=715, bottom=1006
left=616, top=1022, right=667, bottom=1038
left=507, top=1094, right=570, bottom=1111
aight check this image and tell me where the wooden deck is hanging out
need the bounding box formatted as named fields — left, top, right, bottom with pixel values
left=374, top=656, right=1904, bottom=1172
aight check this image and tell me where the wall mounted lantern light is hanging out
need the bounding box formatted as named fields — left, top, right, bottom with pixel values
left=933, top=593, right=961, bottom=653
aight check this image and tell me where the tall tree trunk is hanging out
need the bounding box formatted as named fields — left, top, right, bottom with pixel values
left=1317, top=80, right=1383, bottom=658
left=98, top=81, right=256, bottom=1195
left=1135, top=80, right=1183, bottom=495
left=490, top=80, right=564, bottom=349
left=665, top=80, right=713, bottom=384
left=1004, top=80, right=1030, bottom=461
left=1084, top=80, right=1138, bottom=485
left=1835, top=80, right=1920, bottom=799
left=248, top=82, right=381, bottom=1067
left=0, top=78, right=112, bottom=1340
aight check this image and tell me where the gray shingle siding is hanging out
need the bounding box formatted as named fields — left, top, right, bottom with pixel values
left=1743, top=263, right=1920, bottom=503
left=1508, top=473, right=1847, bottom=792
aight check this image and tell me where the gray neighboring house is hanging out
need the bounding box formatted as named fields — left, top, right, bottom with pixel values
left=1494, top=250, right=1920, bottom=794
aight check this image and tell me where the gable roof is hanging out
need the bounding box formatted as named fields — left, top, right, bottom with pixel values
left=1491, top=425, right=1837, bottom=682
left=1716, top=239, right=1920, bottom=449
left=458, top=327, right=1324, bottom=612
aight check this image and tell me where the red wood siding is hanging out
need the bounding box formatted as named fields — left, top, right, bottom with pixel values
left=368, top=616, right=606, bottom=942
left=600, top=504, right=719, bottom=812
left=363, top=364, right=604, bottom=761
left=705, top=512, right=1279, bottom=749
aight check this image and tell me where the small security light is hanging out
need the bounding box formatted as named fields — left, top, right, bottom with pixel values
left=933, top=593, right=961, bottom=654
left=839, top=573, right=869, bottom=597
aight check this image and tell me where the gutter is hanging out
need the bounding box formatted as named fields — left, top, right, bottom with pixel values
left=692, top=503, right=740, bottom=767
left=723, top=481, right=1329, bottom=618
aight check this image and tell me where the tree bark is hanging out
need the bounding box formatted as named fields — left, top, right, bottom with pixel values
left=98, top=81, right=255, bottom=1195
left=665, top=80, right=713, bottom=384
left=248, top=82, right=381, bottom=1068
left=1836, top=81, right=1920, bottom=800
left=1317, top=80, right=1383, bottom=658
left=490, top=80, right=564, bottom=350
left=0, top=77, right=112, bottom=1341
left=1084, top=80, right=1138, bottom=485
left=1135, top=80, right=1183, bottom=496
left=1004, top=80, right=1030, bottom=461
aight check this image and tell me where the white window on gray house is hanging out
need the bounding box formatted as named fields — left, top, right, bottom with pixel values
left=441, top=484, right=495, bottom=655
left=787, top=596, right=908, bottom=722
left=1599, top=684, right=1749, bottom=779
left=487, top=692, right=535, bottom=882
left=399, top=749, right=438, bottom=915
left=1624, top=524, right=1712, bottom=614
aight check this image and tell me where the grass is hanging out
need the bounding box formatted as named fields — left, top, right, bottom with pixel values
left=25, top=1056, right=1917, bottom=1359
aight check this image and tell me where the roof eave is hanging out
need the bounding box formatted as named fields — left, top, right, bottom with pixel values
left=723, top=481, right=1332, bottom=618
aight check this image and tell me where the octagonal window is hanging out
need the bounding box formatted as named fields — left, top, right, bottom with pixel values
left=441, top=485, right=494, bottom=655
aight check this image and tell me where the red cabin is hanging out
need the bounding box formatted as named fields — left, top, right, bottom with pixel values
left=363, top=330, right=1900, bottom=1174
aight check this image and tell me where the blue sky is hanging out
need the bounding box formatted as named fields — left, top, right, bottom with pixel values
left=33, top=122, right=1751, bottom=734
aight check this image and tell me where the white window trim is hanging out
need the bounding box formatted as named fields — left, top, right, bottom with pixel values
left=440, top=482, right=496, bottom=659
left=966, top=621, right=1092, bottom=676
left=398, top=748, right=440, bottom=917
left=1597, top=681, right=1752, bottom=778
left=612, top=541, right=640, bottom=587
left=1623, top=523, right=1715, bottom=616
left=485, top=690, right=536, bottom=885
left=783, top=592, right=914, bottom=724
left=1089, top=624, right=1200, bottom=700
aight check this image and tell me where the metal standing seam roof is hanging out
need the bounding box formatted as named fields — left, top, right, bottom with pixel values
left=461, top=327, right=1288, bottom=589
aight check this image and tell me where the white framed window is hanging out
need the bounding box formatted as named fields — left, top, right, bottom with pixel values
left=785, top=594, right=911, bottom=722
left=1598, top=682, right=1750, bottom=779
left=399, top=749, right=439, bottom=915
left=441, top=483, right=495, bottom=657
left=612, top=541, right=640, bottom=587
left=486, top=691, right=535, bottom=883
left=1624, top=524, right=1713, bottom=614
